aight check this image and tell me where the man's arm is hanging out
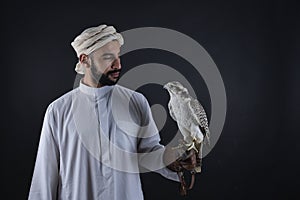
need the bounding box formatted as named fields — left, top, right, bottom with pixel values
left=28, top=104, right=59, bottom=200
left=136, top=95, right=179, bottom=181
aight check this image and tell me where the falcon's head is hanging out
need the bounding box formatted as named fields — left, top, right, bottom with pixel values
left=163, top=81, right=190, bottom=100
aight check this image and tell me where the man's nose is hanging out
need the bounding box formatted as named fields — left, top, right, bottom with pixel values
left=112, top=58, right=121, bottom=69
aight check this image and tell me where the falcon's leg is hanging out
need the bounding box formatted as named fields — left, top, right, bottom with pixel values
left=178, top=125, right=193, bottom=145
left=190, top=123, right=204, bottom=173
left=172, top=126, right=193, bottom=158
left=190, top=123, right=204, bottom=144
left=193, top=142, right=202, bottom=173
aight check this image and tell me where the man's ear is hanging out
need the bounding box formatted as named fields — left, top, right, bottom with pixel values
left=79, top=54, right=90, bottom=68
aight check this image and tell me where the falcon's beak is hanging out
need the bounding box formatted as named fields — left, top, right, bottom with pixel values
left=163, top=83, right=171, bottom=90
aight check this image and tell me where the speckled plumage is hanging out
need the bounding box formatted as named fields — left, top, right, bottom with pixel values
left=164, top=81, right=210, bottom=150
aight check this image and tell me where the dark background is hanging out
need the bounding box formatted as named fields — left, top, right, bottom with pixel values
left=2, top=0, right=299, bottom=199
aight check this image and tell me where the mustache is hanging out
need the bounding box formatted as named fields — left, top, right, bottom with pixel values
left=106, top=69, right=122, bottom=75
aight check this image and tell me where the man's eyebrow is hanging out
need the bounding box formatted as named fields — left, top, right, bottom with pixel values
left=101, top=52, right=120, bottom=57
left=101, top=53, right=114, bottom=57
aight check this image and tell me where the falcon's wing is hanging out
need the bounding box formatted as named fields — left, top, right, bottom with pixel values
left=188, top=98, right=210, bottom=145
left=168, top=102, right=177, bottom=121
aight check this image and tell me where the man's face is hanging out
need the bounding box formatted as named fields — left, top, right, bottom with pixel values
left=88, top=40, right=121, bottom=85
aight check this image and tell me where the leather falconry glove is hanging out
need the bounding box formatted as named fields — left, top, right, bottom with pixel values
left=163, top=145, right=202, bottom=196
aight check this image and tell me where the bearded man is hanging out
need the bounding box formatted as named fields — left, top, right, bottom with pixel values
left=28, top=24, right=196, bottom=200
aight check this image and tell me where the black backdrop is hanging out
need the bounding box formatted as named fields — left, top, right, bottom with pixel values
left=2, top=0, right=299, bottom=199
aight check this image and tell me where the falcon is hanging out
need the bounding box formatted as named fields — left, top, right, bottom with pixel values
left=164, top=81, right=210, bottom=173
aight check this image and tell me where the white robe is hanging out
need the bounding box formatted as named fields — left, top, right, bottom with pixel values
left=28, top=81, right=178, bottom=200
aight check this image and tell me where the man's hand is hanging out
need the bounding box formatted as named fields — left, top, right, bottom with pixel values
left=163, top=146, right=197, bottom=172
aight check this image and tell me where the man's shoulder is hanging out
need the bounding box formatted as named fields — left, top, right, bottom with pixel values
left=47, top=88, right=79, bottom=112
left=114, top=85, right=145, bottom=100
left=115, top=85, right=144, bottom=97
left=114, top=84, right=136, bottom=93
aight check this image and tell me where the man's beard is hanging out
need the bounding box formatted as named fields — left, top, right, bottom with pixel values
left=90, top=61, right=121, bottom=86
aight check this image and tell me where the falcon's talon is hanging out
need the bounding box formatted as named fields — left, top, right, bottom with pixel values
left=186, top=142, right=198, bottom=153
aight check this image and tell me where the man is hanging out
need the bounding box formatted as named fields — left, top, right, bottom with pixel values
left=28, top=24, right=195, bottom=200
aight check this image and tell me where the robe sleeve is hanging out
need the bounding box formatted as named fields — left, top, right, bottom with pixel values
left=136, top=95, right=179, bottom=182
left=28, top=104, right=60, bottom=200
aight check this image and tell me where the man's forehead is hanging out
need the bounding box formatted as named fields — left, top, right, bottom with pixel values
left=93, top=40, right=121, bottom=56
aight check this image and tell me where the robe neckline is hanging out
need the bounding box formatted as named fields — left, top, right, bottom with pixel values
left=79, top=79, right=114, bottom=100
